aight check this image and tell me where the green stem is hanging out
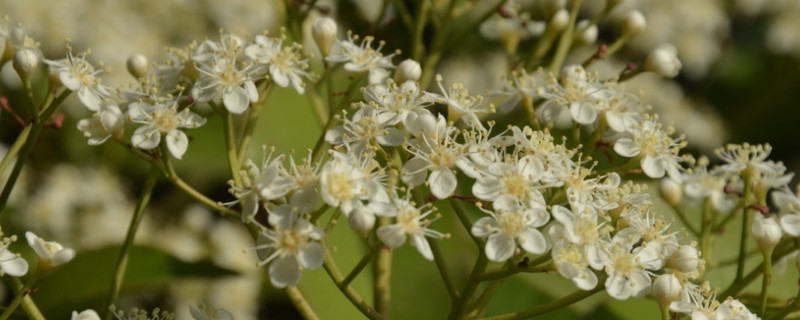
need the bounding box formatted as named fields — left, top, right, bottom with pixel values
left=443, top=0, right=505, bottom=51
left=373, top=218, right=392, bottom=318
left=477, top=280, right=606, bottom=320
left=0, top=125, right=32, bottom=183
left=160, top=149, right=240, bottom=220
left=721, top=240, right=799, bottom=300
left=467, top=279, right=505, bottom=319
left=699, top=199, right=714, bottom=279
left=521, top=96, right=540, bottom=130
left=222, top=110, right=242, bottom=188
left=766, top=286, right=800, bottom=320
left=104, top=166, right=159, bottom=320
left=548, top=0, right=584, bottom=72
left=759, top=250, right=773, bottom=315
left=410, top=0, right=431, bottom=61
left=448, top=198, right=485, bottom=248
left=478, top=262, right=552, bottom=281
left=448, top=253, right=489, bottom=320
left=321, top=246, right=385, bottom=319
left=0, top=273, right=42, bottom=320
left=429, top=239, right=458, bottom=300
left=667, top=202, right=700, bottom=237
left=342, top=242, right=381, bottom=287
left=737, top=176, right=754, bottom=281
left=237, top=83, right=272, bottom=162
left=418, top=0, right=459, bottom=88
left=311, top=72, right=365, bottom=162
left=286, top=286, right=320, bottom=320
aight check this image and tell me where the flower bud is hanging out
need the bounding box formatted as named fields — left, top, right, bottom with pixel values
left=394, top=59, right=421, bottom=83
left=13, top=48, right=38, bottom=82
left=621, top=11, right=646, bottom=37
left=643, top=44, right=682, bottom=77
left=752, top=214, right=782, bottom=254
left=575, top=20, right=598, bottom=46
left=667, top=245, right=700, bottom=273
left=126, top=53, right=149, bottom=79
left=548, top=9, right=570, bottom=32
left=312, top=17, right=338, bottom=56
left=652, top=274, right=682, bottom=307
left=659, top=177, right=682, bottom=207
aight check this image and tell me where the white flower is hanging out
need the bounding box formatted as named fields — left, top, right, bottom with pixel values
left=71, top=309, right=101, bottom=320
left=550, top=233, right=599, bottom=291
left=613, top=118, right=685, bottom=181
left=369, top=196, right=446, bottom=260
left=472, top=154, right=545, bottom=205
left=45, top=50, right=109, bottom=111
left=402, top=116, right=479, bottom=199
left=550, top=205, right=609, bottom=270
left=326, top=32, right=395, bottom=84
left=671, top=286, right=759, bottom=320
left=230, top=151, right=291, bottom=223
left=362, top=80, right=433, bottom=126
left=428, top=75, right=490, bottom=128
left=192, top=57, right=259, bottom=114
left=77, top=103, right=124, bottom=146
left=471, top=196, right=549, bottom=262
left=319, top=151, right=388, bottom=233
left=602, top=239, right=659, bottom=300
left=0, top=242, right=28, bottom=277
left=128, top=99, right=206, bottom=159
left=189, top=304, right=234, bottom=320
left=538, top=65, right=613, bottom=126
left=245, top=34, right=311, bottom=94
left=774, top=188, right=800, bottom=237
left=253, top=213, right=324, bottom=288
left=25, top=231, right=75, bottom=266
left=324, top=105, right=405, bottom=156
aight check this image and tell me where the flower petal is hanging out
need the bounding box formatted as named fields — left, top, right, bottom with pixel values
left=166, top=130, right=189, bottom=159
left=222, top=85, right=249, bottom=114
left=298, top=242, right=324, bottom=269
left=485, top=233, right=515, bottom=262
left=411, top=234, right=433, bottom=260
left=517, top=228, right=547, bottom=254
left=131, top=125, right=160, bottom=150
left=429, top=168, right=457, bottom=199
left=471, top=217, right=498, bottom=238
left=613, top=138, right=640, bottom=157
left=377, top=224, right=407, bottom=248
left=269, top=256, right=301, bottom=288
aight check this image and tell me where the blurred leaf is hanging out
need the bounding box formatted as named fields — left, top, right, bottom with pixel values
left=31, top=245, right=237, bottom=319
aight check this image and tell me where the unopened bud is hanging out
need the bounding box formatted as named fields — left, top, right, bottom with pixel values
left=659, top=177, right=682, bottom=206
left=548, top=9, right=570, bottom=32
left=13, top=48, right=38, bottom=82
left=621, top=11, right=646, bottom=37
left=575, top=20, right=598, bottom=46
left=667, top=245, right=700, bottom=273
left=652, top=274, right=682, bottom=307
left=643, top=44, right=681, bottom=77
left=126, top=53, right=149, bottom=79
left=312, top=17, right=338, bottom=56
left=394, top=59, right=421, bottom=83
left=752, top=214, right=782, bottom=254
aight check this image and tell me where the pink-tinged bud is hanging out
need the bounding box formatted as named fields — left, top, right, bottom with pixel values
left=621, top=10, right=646, bottom=37
left=12, top=48, right=38, bottom=82
left=643, top=44, right=682, bottom=77
left=126, top=53, right=149, bottom=79
left=312, top=17, right=338, bottom=56
left=752, top=214, right=782, bottom=254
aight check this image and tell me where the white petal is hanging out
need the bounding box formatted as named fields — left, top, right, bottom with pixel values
left=367, top=202, right=397, bottom=217
left=780, top=214, right=800, bottom=237
left=324, top=126, right=346, bottom=145
left=472, top=178, right=501, bottom=201
left=641, top=155, right=666, bottom=178
left=411, top=234, right=434, bottom=260
left=613, top=138, right=640, bottom=157
left=429, top=168, right=457, bottom=199
left=485, top=234, right=515, bottom=262
left=222, top=86, right=249, bottom=114
left=517, top=229, right=547, bottom=254
left=59, top=69, right=81, bottom=90
left=166, top=130, right=189, bottom=159
left=570, top=102, right=597, bottom=124
left=52, top=248, right=76, bottom=265
left=270, top=65, right=289, bottom=87
left=78, top=88, right=102, bottom=111
left=455, top=158, right=481, bottom=179
left=0, top=249, right=28, bottom=277
left=605, top=273, right=631, bottom=300
left=131, top=125, right=160, bottom=150
left=471, top=217, right=498, bottom=238
left=269, top=256, right=301, bottom=288
left=376, top=128, right=405, bottom=146
left=401, top=157, right=429, bottom=186
left=377, top=224, right=407, bottom=248
left=298, top=242, right=324, bottom=269
left=348, top=205, right=376, bottom=234
left=572, top=270, right=598, bottom=291
left=628, top=270, right=652, bottom=298
left=245, top=81, right=259, bottom=102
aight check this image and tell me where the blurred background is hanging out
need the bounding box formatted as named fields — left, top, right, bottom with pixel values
left=1, top=0, right=800, bottom=319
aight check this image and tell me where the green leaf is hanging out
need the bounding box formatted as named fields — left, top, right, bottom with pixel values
left=30, top=245, right=237, bottom=319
